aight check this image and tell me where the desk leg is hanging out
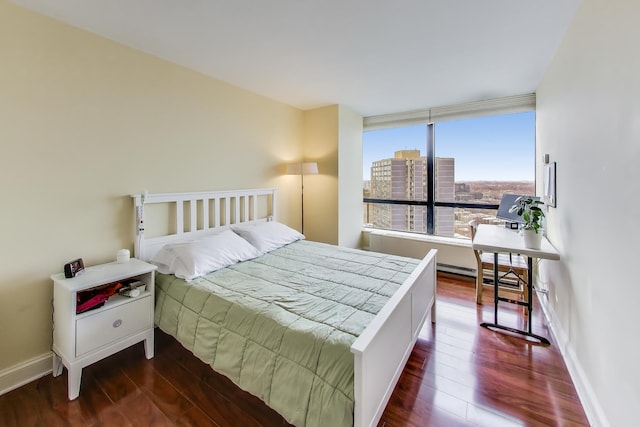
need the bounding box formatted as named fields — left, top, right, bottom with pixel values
left=481, top=252, right=550, bottom=345
left=527, top=256, right=533, bottom=333
left=493, top=252, right=499, bottom=324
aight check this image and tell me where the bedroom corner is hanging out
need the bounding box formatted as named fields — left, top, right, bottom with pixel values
left=0, top=0, right=304, bottom=390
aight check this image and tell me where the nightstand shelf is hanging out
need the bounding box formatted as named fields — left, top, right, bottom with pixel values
left=51, top=258, right=157, bottom=400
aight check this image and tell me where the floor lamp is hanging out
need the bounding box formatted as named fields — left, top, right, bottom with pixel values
left=286, top=161, right=318, bottom=234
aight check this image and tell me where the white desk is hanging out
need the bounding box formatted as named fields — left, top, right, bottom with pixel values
left=472, top=224, right=560, bottom=344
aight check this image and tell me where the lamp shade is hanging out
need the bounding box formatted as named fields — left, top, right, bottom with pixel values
left=286, top=162, right=318, bottom=175
left=301, top=162, right=318, bottom=175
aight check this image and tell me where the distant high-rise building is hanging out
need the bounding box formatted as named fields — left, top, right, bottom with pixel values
left=369, top=150, right=454, bottom=236
left=435, top=157, right=454, bottom=237
left=370, top=150, right=426, bottom=232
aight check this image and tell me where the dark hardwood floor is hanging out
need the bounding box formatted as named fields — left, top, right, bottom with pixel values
left=0, top=274, right=589, bottom=426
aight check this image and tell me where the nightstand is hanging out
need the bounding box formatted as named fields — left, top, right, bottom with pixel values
left=51, top=258, right=157, bottom=400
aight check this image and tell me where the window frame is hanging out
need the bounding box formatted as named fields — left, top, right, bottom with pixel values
left=362, top=94, right=536, bottom=237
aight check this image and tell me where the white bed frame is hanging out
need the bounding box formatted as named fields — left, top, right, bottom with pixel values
left=131, top=188, right=437, bottom=427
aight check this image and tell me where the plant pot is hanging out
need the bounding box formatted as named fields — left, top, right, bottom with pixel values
left=523, top=229, right=542, bottom=249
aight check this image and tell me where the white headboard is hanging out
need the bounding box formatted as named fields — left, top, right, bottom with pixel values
left=131, top=188, right=277, bottom=261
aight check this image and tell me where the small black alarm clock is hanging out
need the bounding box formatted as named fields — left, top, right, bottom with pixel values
left=64, top=258, right=85, bottom=278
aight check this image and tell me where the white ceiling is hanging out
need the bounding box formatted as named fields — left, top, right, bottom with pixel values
left=12, top=0, right=581, bottom=117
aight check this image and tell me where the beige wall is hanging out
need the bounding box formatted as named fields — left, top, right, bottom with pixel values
left=537, top=0, right=639, bottom=425
left=302, top=106, right=339, bottom=244
left=301, top=105, right=363, bottom=248
left=0, top=2, right=304, bottom=372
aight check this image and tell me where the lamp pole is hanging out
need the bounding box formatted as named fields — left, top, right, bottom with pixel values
left=301, top=173, right=306, bottom=234
left=286, top=161, right=318, bottom=236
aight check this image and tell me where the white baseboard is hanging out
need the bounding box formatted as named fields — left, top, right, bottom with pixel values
left=538, top=295, right=608, bottom=427
left=0, top=352, right=53, bottom=396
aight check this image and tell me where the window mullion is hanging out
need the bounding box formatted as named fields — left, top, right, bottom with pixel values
left=426, top=123, right=435, bottom=235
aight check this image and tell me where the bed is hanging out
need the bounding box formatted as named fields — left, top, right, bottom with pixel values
left=131, top=188, right=437, bottom=427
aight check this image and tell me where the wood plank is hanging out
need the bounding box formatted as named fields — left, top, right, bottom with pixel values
left=0, top=273, right=589, bottom=426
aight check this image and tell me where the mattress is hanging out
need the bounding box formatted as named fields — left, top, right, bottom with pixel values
left=154, top=240, right=420, bottom=426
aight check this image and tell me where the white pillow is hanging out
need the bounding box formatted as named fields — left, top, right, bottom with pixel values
left=151, top=229, right=262, bottom=281
left=232, top=221, right=304, bottom=254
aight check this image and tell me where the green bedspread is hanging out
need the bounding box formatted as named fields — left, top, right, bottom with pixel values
left=154, top=240, right=420, bottom=427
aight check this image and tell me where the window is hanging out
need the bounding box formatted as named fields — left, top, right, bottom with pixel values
left=364, top=126, right=427, bottom=233
left=363, top=97, right=535, bottom=239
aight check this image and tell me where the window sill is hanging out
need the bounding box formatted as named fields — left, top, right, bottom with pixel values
left=363, top=227, right=472, bottom=248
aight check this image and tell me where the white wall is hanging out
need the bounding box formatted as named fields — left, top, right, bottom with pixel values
left=366, top=231, right=476, bottom=272
left=536, top=0, right=640, bottom=425
left=338, top=105, right=364, bottom=248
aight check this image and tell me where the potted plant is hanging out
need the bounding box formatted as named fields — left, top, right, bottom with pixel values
left=509, top=196, right=545, bottom=249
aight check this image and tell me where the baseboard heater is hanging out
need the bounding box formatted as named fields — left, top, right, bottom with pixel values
left=437, top=263, right=476, bottom=278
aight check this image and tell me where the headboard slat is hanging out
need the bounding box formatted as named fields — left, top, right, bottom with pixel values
left=252, top=195, right=257, bottom=222
left=176, top=201, right=184, bottom=235
left=202, top=199, right=210, bottom=231
left=235, top=196, right=241, bottom=224
left=131, top=188, right=277, bottom=261
left=214, top=198, right=221, bottom=228
left=189, top=199, right=197, bottom=233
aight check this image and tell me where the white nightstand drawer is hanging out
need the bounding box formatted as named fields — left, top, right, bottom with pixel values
left=75, top=296, right=152, bottom=357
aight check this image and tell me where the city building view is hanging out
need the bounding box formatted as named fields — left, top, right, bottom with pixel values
left=363, top=150, right=534, bottom=239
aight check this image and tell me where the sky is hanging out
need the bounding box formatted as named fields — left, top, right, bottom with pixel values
left=362, top=111, right=535, bottom=181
